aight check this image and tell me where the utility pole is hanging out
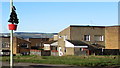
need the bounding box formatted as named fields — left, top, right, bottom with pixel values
left=10, top=0, right=13, bottom=67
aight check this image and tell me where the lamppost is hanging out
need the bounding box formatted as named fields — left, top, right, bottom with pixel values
left=8, top=0, right=19, bottom=67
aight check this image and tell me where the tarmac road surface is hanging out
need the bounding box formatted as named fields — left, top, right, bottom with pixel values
left=1, top=62, right=120, bottom=68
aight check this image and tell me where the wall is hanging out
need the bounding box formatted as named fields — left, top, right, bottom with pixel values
left=30, top=49, right=41, bottom=56
left=1, top=37, right=31, bottom=55
left=58, top=27, right=71, bottom=40
left=58, top=37, right=65, bottom=56
left=105, top=26, right=120, bottom=49
left=53, top=35, right=58, bottom=41
left=15, top=37, right=31, bottom=54
left=65, top=47, right=74, bottom=55
left=29, top=38, right=49, bottom=49
left=64, top=40, right=74, bottom=55
left=70, top=26, right=105, bottom=46
left=44, top=44, right=50, bottom=50
left=74, top=48, right=88, bottom=56
left=1, top=37, right=10, bottom=50
left=1, top=37, right=17, bottom=54
left=58, top=27, right=71, bottom=55
left=13, top=37, right=17, bottom=54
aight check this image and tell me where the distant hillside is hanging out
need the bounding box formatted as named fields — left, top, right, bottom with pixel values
left=0, top=32, right=58, bottom=39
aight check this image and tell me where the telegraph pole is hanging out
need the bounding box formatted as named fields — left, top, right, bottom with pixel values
left=10, top=0, right=13, bottom=67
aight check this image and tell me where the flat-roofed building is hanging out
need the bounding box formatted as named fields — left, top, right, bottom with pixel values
left=57, top=25, right=120, bottom=56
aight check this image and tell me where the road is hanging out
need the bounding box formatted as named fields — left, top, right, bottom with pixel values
left=1, top=62, right=120, bottom=68
left=1, top=62, right=86, bottom=68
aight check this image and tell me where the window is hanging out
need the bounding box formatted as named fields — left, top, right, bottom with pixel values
left=51, top=47, right=57, bottom=50
left=20, top=43, right=29, bottom=48
left=79, top=48, right=84, bottom=51
left=3, top=52, right=10, bottom=55
left=2, top=42, right=10, bottom=48
left=80, top=48, right=82, bottom=51
left=84, top=35, right=90, bottom=41
left=94, top=35, right=104, bottom=41
left=64, top=48, right=66, bottom=52
left=64, top=35, right=68, bottom=39
left=59, top=36, right=62, bottom=38
left=39, top=43, right=43, bottom=46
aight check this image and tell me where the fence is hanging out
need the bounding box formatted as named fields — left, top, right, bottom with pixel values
left=91, top=49, right=120, bottom=55
left=51, top=50, right=58, bottom=56
left=41, top=50, right=51, bottom=56
left=30, top=49, right=41, bottom=56
left=30, top=49, right=59, bottom=56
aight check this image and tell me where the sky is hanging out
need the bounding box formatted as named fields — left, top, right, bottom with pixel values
left=1, top=2, right=118, bottom=33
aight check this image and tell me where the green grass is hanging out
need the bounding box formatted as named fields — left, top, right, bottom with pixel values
left=1, top=55, right=120, bottom=67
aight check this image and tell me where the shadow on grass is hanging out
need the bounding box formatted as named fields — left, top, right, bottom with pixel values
left=1, top=65, right=120, bottom=68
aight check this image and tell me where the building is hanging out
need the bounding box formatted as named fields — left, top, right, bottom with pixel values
left=105, top=26, right=120, bottom=49
left=27, top=38, right=52, bottom=56
left=27, top=38, right=49, bottom=50
left=1, top=25, right=119, bottom=56
left=43, top=40, right=58, bottom=56
left=57, top=25, right=120, bottom=56
left=103, top=26, right=120, bottom=55
left=44, top=40, right=58, bottom=50
left=0, top=36, right=31, bottom=55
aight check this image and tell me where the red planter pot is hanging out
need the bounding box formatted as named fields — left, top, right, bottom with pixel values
left=8, top=24, right=17, bottom=30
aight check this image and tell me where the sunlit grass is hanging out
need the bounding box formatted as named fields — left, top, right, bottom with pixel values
left=1, top=55, right=120, bottom=66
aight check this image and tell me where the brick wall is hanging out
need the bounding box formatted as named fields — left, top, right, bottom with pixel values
left=70, top=26, right=105, bottom=46
left=105, top=26, right=120, bottom=49
left=1, top=37, right=31, bottom=55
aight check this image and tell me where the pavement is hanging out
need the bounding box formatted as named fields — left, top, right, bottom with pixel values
left=1, top=62, right=120, bottom=68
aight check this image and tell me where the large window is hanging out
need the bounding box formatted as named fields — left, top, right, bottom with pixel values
left=84, top=35, right=90, bottom=41
left=94, top=35, right=104, bottom=41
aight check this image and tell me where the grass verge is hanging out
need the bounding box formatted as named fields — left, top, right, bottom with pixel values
left=1, top=55, right=120, bottom=67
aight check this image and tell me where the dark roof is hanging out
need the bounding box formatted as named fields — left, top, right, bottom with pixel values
left=0, top=36, right=10, bottom=38
left=67, top=40, right=105, bottom=49
left=2, top=50, right=10, bottom=52
left=106, top=25, right=120, bottom=27
left=28, top=38, right=49, bottom=39
left=70, top=25, right=120, bottom=28
left=70, top=25, right=105, bottom=28
left=91, top=43, right=105, bottom=49
left=0, top=36, right=31, bottom=43
left=67, top=40, right=88, bottom=46
left=44, top=40, right=57, bottom=44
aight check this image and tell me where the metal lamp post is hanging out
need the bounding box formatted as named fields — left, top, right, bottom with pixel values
left=10, top=0, right=13, bottom=67
left=8, top=0, right=19, bottom=67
